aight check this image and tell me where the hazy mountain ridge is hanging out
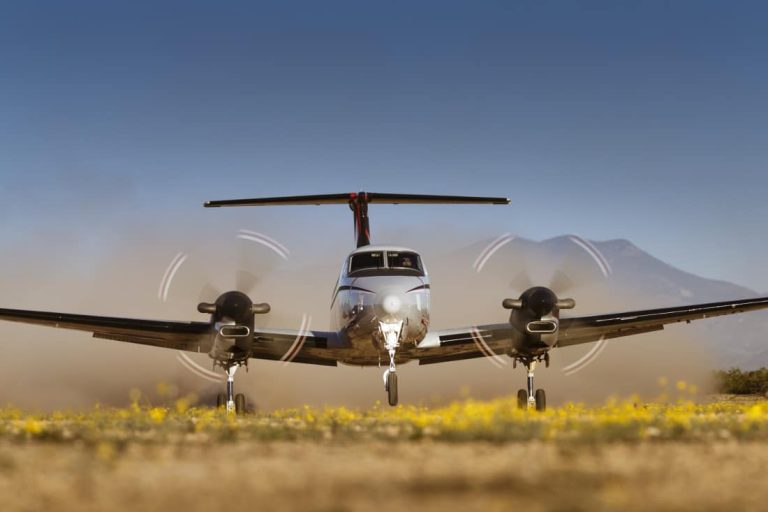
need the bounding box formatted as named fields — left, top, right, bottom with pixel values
left=589, top=237, right=768, bottom=369
left=436, top=235, right=768, bottom=369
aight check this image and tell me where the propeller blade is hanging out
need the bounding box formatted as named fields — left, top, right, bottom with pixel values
left=235, top=270, right=260, bottom=295
left=509, top=271, right=534, bottom=294
left=198, top=283, right=222, bottom=304
left=549, top=270, right=575, bottom=295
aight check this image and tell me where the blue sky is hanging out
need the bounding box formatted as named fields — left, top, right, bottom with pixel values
left=2, top=0, right=767, bottom=290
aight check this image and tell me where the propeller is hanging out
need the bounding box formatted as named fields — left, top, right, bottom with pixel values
left=159, top=230, right=286, bottom=324
left=197, top=291, right=270, bottom=319
left=502, top=287, right=575, bottom=314
left=194, top=235, right=282, bottom=319
left=482, top=235, right=612, bottom=314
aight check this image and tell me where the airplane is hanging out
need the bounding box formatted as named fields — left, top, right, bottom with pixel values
left=2, top=191, right=768, bottom=414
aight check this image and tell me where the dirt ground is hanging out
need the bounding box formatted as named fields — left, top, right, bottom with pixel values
left=0, top=440, right=766, bottom=512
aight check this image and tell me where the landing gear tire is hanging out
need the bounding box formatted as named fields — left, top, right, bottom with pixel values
left=387, top=372, right=399, bottom=407
left=535, top=389, right=546, bottom=412
left=216, top=393, right=226, bottom=410
left=517, top=389, right=527, bottom=410
left=235, top=393, right=247, bottom=415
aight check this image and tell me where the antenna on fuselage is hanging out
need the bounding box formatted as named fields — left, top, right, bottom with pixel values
left=204, top=192, right=510, bottom=248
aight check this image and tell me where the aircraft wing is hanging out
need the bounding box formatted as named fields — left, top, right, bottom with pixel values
left=0, top=306, right=343, bottom=365
left=414, top=296, right=768, bottom=364
left=557, top=296, right=768, bottom=347
left=415, top=323, right=517, bottom=365
left=250, top=327, right=341, bottom=367
left=0, top=307, right=212, bottom=351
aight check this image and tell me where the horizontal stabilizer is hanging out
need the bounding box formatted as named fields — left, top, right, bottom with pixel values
left=204, top=192, right=510, bottom=208
left=205, top=191, right=510, bottom=247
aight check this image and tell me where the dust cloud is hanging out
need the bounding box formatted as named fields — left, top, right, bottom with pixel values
left=0, top=219, right=716, bottom=411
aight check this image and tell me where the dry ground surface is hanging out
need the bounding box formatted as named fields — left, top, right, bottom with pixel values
left=0, top=395, right=767, bottom=512
left=2, top=441, right=768, bottom=512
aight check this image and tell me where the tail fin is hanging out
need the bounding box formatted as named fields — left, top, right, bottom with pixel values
left=205, top=191, right=509, bottom=247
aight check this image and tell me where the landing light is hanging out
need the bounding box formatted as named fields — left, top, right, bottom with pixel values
left=381, top=295, right=402, bottom=314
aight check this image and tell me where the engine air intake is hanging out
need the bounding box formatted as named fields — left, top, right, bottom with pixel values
left=526, top=320, right=558, bottom=334
left=218, top=325, right=251, bottom=338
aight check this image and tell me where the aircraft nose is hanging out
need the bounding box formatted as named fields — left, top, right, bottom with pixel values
left=381, top=294, right=402, bottom=314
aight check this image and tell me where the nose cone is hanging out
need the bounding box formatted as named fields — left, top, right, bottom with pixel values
left=216, top=291, right=253, bottom=322
left=525, top=287, right=558, bottom=317
left=381, top=294, right=402, bottom=315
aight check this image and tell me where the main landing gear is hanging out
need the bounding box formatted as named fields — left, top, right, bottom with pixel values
left=516, top=359, right=547, bottom=412
left=380, top=321, right=403, bottom=406
left=216, top=365, right=247, bottom=415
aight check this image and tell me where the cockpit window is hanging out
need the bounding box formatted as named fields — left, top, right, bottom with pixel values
left=387, top=252, right=422, bottom=272
left=349, top=252, right=384, bottom=273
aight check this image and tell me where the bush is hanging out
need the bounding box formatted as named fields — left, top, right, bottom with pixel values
left=715, top=368, right=768, bottom=395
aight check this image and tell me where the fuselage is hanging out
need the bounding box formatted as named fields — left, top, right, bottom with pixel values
left=207, top=246, right=563, bottom=369
left=330, top=245, right=431, bottom=365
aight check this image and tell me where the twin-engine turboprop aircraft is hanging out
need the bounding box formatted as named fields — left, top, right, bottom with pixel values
left=2, top=192, right=768, bottom=413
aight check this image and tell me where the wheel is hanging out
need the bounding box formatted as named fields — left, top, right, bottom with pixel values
left=535, top=389, right=546, bottom=412
left=216, top=393, right=226, bottom=410
left=235, top=393, right=247, bottom=415
left=387, top=372, right=398, bottom=406
left=517, top=389, right=528, bottom=410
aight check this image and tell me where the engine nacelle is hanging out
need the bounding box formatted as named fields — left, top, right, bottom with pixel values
left=504, top=287, right=574, bottom=349
left=197, top=291, right=270, bottom=320
left=502, top=287, right=575, bottom=315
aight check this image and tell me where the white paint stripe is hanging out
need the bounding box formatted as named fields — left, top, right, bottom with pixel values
left=562, top=337, right=607, bottom=376
left=472, top=327, right=502, bottom=361
left=158, top=252, right=183, bottom=300
left=237, top=230, right=290, bottom=259
left=177, top=353, right=224, bottom=383
left=473, top=234, right=511, bottom=271
left=580, top=237, right=612, bottom=275
left=281, top=314, right=311, bottom=363
left=159, top=253, right=188, bottom=302
left=283, top=334, right=307, bottom=365
left=178, top=351, right=224, bottom=379
left=279, top=317, right=307, bottom=362
left=569, top=236, right=612, bottom=277
left=471, top=327, right=506, bottom=368
left=473, top=234, right=515, bottom=273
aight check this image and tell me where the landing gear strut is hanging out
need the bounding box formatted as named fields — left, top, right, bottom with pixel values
left=516, top=360, right=546, bottom=411
left=380, top=321, right=403, bottom=406
left=217, top=365, right=247, bottom=415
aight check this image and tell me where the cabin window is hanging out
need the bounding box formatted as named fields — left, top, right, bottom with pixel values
left=349, top=252, right=384, bottom=273
left=387, top=251, right=422, bottom=272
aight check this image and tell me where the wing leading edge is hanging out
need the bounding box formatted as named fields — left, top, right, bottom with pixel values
left=0, top=307, right=212, bottom=351
left=0, top=308, right=341, bottom=366
left=417, top=296, right=768, bottom=365
left=249, top=327, right=341, bottom=366
left=415, top=323, right=516, bottom=365
left=558, top=296, right=768, bottom=347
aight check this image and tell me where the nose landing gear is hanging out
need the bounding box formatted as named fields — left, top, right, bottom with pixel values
left=384, top=368, right=398, bottom=406
left=379, top=320, right=403, bottom=406
left=216, top=364, right=248, bottom=415
left=515, top=359, right=547, bottom=411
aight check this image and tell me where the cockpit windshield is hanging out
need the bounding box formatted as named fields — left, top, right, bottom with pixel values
left=348, top=251, right=424, bottom=276
left=349, top=251, right=384, bottom=273
left=386, top=251, right=422, bottom=272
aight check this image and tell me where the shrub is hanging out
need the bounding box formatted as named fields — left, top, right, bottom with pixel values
left=715, top=367, right=768, bottom=395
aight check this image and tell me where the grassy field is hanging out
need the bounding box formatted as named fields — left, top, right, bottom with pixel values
left=0, top=394, right=767, bottom=511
